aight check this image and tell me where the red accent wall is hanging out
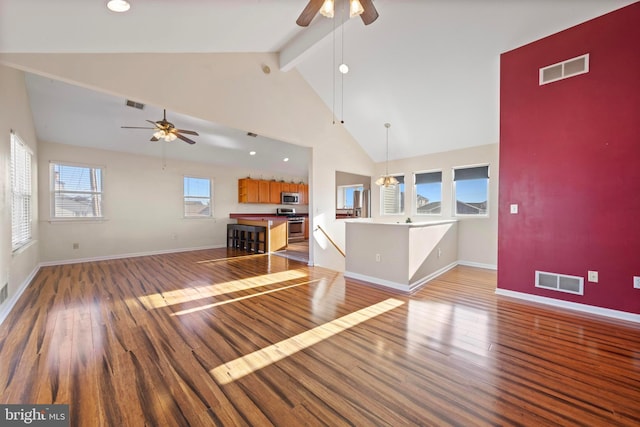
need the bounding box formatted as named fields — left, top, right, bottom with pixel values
left=498, top=2, right=640, bottom=314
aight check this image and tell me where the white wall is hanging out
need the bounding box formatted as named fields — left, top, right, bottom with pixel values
left=372, top=144, right=499, bottom=268
left=38, top=141, right=308, bottom=263
left=0, top=65, right=40, bottom=321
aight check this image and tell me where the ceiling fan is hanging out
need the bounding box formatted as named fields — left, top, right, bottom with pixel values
left=296, top=0, right=379, bottom=27
left=121, top=109, right=199, bottom=144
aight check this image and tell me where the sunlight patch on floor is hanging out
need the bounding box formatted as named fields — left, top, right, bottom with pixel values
left=171, top=279, right=320, bottom=316
left=137, top=269, right=308, bottom=309
left=210, top=298, right=405, bottom=384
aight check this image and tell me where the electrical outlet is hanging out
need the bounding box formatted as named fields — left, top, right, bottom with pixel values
left=510, top=204, right=518, bottom=214
left=588, top=271, right=598, bottom=283
left=634, top=276, right=640, bottom=289
left=375, top=254, right=381, bottom=262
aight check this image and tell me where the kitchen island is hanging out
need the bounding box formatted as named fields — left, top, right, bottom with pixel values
left=344, top=220, right=458, bottom=292
left=229, top=214, right=289, bottom=252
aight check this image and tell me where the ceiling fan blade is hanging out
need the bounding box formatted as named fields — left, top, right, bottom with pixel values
left=296, top=0, right=324, bottom=27
left=175, top=129, right=199, bottom=136
left=150, top=136, right=159, bottom=142
left=146, top=120, right=161, bottom=127
left=121, top=126, right=156, bottom=129
left=175, top=133, right=196, bottom=145
left=359, top=0, right=379, bottom=25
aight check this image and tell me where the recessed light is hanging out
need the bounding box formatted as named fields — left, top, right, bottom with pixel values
left=107, top=0, right=131, bottom=12
left=339, top=63, right=349, bottom=74
left=249, top=151, right=256, bottom=156
left=283, top=158, right=289, bottom=162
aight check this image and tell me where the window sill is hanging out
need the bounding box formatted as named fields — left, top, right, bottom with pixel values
left=48, top=218, right=108, bottom=224
left=12, top=239, right=37, bottom=256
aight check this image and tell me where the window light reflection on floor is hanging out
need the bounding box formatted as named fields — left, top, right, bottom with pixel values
left=210, top=298, right=405, bottom=384
left=137, top=270, right=308, bottom=310
left=171, top=280, right=320, bottom=316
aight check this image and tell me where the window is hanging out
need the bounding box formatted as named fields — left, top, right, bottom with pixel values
left=414, top=171, right=442, bottom=215
left=51, top=162, right=104, bottom=219
left=337, top=184, right=363, bottom=209
left=381, top=175, right=404, bottom=215
left=184, top=176, right=211, bottom=218
left=11, top=132, right=32, bottom=250
left=453, top=165, right=489, bottom=216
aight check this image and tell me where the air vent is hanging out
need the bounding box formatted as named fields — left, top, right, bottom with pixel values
left=535, top=271, right=584, bottom=295
left=0, top=283, right=7, bottom=305
left=539, top=54, right=589, bottom=85
left=125, top=99, right=145, bottom=110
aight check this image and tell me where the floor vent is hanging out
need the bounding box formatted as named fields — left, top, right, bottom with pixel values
left=539, top=54, right=589, bottom=85
left=125, top=99, right=145, bottom=110
left=535, top=271, right=584, bottom=295
left=0, top=283, right=7, bottom=305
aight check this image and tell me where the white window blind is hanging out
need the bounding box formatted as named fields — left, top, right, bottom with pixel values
left=11, top=131, right=32, bottom=250
left=51, top=162, right=104, bottom=218
left=184, top=176, right=212, bottom=218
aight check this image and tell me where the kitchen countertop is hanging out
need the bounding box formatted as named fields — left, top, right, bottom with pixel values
left=229, top=213, right=308, bottom=221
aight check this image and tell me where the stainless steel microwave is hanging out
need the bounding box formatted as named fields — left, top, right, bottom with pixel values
left=281, top=192, right=300, bottom=205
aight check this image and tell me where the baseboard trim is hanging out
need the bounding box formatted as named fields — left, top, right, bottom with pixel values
left=345, top=261, right=459, bottom=294
left=0, top=264, right=40, bottom=326
left=495, top=288, right=640, bottom=324
left=39, top=245, right=225, bottom=267
left=457, top=260, right=497, bottom=270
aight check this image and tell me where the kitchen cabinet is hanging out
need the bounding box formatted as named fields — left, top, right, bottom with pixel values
left=238, top=178, right=259, bottom=203
left=239, top=178, right=308, bottom=205
left=269, top=181, right=282, bottom=204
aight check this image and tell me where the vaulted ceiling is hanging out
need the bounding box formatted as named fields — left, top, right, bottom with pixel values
left=1, top=0, right=635, bottom=172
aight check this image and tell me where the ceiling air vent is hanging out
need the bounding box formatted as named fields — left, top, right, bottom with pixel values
left=125, top=99, right=145, bottom=110
left=535, top=271, right=584, bottom=295
left=539, top=54, right=589, bottom=85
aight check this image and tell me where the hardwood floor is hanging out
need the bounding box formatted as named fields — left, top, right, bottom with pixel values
left=1, top=248, right=639, bottom=426
left=274, top=240, right=309, bottom=263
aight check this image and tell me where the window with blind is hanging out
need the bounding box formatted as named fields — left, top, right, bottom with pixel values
left=184, top=176, right=212, bottom=218
left=381, top=175, right=405, bottom=215
left=51, top=162, right=104, bottom=219
left=453, top=165, right=489, bottom=216
left=11, top=132, right=32, bottom=251
left=414, top=171, right=442, bottom=215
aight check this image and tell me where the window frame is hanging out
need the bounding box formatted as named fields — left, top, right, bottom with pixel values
left=183, top=175, right=212, bottom=219
left=50, top=161, right=105, bottom=221
left=452, top=164, right=490, bottom=217
left=380, top=174, right=405, bottom=215
left=10, top=131, right=33, bottom=251
left=414, top=169, right=443, bottom=216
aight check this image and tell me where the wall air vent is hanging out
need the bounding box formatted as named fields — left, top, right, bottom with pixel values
left=125, top=99, right=145, bottom=110
left=535, top=271, right=584, bottom=295
left=539, top=54, right=589, bottom=85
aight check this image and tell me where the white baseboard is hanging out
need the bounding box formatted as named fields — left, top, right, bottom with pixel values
left=346, top=261, right=459, bottom=293
left=457, top=260, right=497, bottom=270
left=39, top=245, right=225, bottom=267
left=0, top=264, right=40, bottom=326
left=495, top=288, right=640, bottom=324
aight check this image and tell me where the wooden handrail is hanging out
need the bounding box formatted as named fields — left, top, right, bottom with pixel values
left=315, top=225, right=346, bottom=257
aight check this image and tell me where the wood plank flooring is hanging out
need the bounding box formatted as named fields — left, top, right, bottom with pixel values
left=1, top=248, right=639, bottom=426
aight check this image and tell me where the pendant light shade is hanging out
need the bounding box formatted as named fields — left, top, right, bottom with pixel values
left=349, top=0, right=365, bottom=18
left=319, top=0, right=335, bottom=18
left=376, top=123, right=398, bottom=187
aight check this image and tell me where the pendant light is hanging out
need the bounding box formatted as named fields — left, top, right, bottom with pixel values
left=375, top=123, right=399, bottom=187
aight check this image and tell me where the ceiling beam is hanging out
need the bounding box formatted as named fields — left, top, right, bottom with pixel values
left=279, top=9, right=349, bottom=72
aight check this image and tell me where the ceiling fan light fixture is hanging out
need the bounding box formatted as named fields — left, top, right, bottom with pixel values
left=319, top=0, right=335, bottom=18
left=349, top=0, right=365, bottom=18
left=164, top=132, right=178, bottom=142
left=153, top=130, right=166, bottom=139
left=106, top=0, right=130, bottom=13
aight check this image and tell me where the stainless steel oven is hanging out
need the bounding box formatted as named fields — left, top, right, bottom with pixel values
left=277, top=208, right=305, bottom=242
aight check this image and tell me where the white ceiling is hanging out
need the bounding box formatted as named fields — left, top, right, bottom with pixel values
left=1, top=0, right=636, bottom=172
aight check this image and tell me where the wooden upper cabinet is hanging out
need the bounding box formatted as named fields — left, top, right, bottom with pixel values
left=238, top=178, right=259, bottom=203
left=269, top=181, right=282, bottom=204
left=239, top=179, right=309, bottom=205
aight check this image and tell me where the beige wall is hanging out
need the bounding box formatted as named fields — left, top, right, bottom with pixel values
left=0, top=65, right=39, bottom=321
left=372, top=144, right=499, bottom=268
